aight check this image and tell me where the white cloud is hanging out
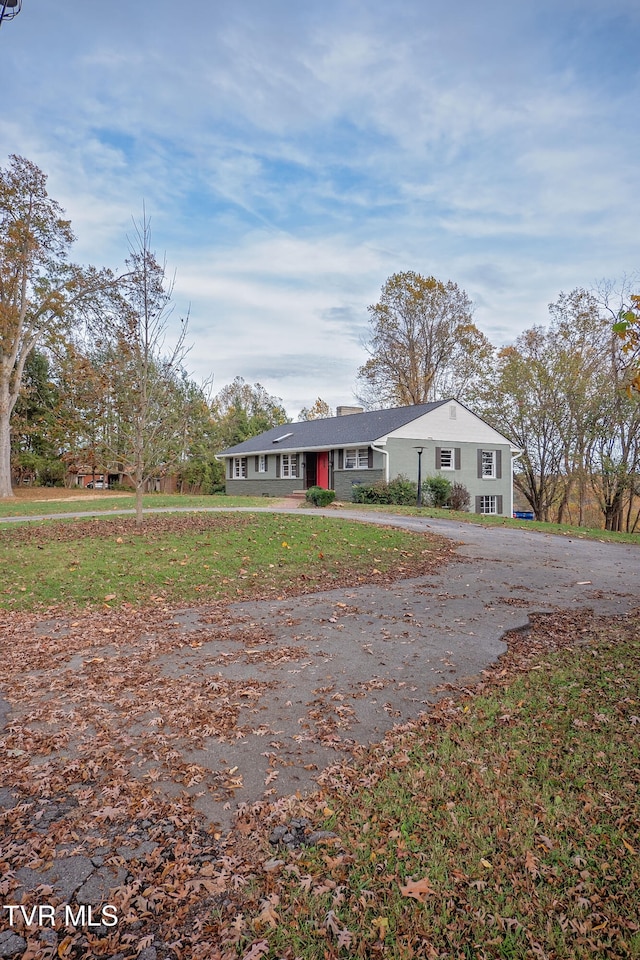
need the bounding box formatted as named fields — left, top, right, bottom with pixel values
left=1, top=0, right=639, bottom=415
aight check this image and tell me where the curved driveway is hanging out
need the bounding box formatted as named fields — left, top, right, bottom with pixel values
left=2, top=506, right=639, bottom=832
left=154, top=508, right=640, bottom=827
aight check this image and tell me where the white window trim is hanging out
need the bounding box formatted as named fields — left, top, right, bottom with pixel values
left=344, top=447, right=369, bottom=469
left=233, top=457, right=247, bottom=479
left=258, top=454, right=266, bottom=473
left=439, top=448, right=454, bottom=470
left=281, top=454, right=298, bottom=478
left=481, top=450, right=496, bottom=479
left=480, top=495, right=498, bottom=515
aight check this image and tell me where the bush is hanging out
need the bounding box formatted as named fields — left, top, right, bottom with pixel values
left=449, top=481, right=470, bottom=511
left=421, top=475, right=452, bottom=507
left=305, top=486, right=336, bottom=507
left=387, top=476, right=420, bottom=504
left=352, top=474, right=470, bottom=510
left=352, top=475, right=418, bottom=505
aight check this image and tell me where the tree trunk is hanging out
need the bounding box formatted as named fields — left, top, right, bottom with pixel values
left=577, top=470, right=586, bottom=527
left=0, top=394, right=15, bottom=498
left=135, top=484, right=143, bottom=529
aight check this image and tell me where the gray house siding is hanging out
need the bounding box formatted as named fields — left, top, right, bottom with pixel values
left=386, top=437, right=513, bottom=516
left=226, top=451, right=301, bottom=495
left=224, top=445, right=387, bottom=499
left=333, top=469, right=385, bottom=501
left=330, top=443, right=386, bottom=498
left=226, top=478, right=300, bottom=497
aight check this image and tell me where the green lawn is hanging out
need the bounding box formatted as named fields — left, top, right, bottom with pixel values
left=215, top=613, right=640, bottom=959
left=347, top=503, right=640, bottom=546
left=3, top=491, right=638, bottom=546
left=0, top=511, right=450, bottom=610
left=0, top=491, right=271, bottom=517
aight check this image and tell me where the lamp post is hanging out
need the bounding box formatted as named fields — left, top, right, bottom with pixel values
left=414, top=446, right=424, bottom=507
left=0, top=0, right=21, bottom=29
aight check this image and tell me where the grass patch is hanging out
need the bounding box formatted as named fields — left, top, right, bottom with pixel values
left=348, top=503, right=640, bottom=546
left=4, top=491, right=638, bottom=547
left=220, top=614, right=640, bottom=959
left=0, top=490, right=272, bottom=517
left=0, top=512, right=451, bottom=611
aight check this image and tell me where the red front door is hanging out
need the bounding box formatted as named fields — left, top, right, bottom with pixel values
left=317, top=451, right=329, bottom=489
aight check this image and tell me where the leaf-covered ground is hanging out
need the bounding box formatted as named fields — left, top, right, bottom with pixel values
left=1, top=602, right=638, bottom=959
left=0, top=512, right=454, bottom=610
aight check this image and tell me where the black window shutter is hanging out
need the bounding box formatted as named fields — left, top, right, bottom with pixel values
left=368, top=447, right=373, bottom=468
left=477, top=449, right=483, bottom=478
left=228, top=459, right=232, bottom=480
left=254, top=456, right=259, bottom=472
left=475, top=496, right=482, bottom=513
left=275, top=455, right=281, bottom=478
left=435, top=447, right=441, bottom=469
left=497, top=495, right=503, bottom=514
left=264, top=455, right=268, bottom=470
left=496, top=450, right=502, bottom=479
left=338, top=450, right=344, bottom=469
left=295, top=454, right=299, bottom=476
left=455, top=448, right=461, bottom=470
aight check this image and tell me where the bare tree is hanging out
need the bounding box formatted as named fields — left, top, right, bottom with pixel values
left=105, top=213, right=190, bottom=526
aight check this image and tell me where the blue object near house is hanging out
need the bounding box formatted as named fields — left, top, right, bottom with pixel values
left=513, top=511, right=535, bottom=520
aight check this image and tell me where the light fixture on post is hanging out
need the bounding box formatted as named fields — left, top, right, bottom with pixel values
left=0, top=0, right=22, bottom=29
left=414, top=446, right=424, bottom=507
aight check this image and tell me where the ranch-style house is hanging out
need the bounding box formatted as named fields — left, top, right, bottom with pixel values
left=218, top=399, right=521, bottom=516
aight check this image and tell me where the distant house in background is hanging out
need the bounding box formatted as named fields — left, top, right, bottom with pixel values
left=66, top=461, right=179, bottom=493
left=218, top=399, right=521, bottom=516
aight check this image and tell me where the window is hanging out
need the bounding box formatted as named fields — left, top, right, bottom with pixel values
left=281, top=454, right=298, bottom=478
left=479, top=495, right=497, bottom=515
left=258, top=455, right=267, bottom=473
left=436, top=447, right=460, bottom=470
left=449, top=404, right=457, bottom=419
left=233, top=457, right=247, bottom=479
left=344, top=447, right=369, bottom=469
left=439, top=448, right=454, bottom=470
left=481, top=450, right=496, bottom=478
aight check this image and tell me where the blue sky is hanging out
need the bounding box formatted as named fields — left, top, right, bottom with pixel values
left=2, top=0, right=639, bottom=416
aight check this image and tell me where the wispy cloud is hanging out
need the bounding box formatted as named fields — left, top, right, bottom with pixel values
left=1, top=0, right=638, bottom=413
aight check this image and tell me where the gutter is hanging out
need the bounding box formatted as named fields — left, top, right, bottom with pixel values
left=371, top=442, right=389, bottom=482
left=510, top=448, right=523, bottom=518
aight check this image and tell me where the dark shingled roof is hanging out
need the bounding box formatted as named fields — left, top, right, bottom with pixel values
left=219, top=400, right=449, bottom=456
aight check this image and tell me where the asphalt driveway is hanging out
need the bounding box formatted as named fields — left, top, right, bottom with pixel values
left=2, top=509, right=639, bottom=836
left=2, top=507, right=639, bottom=947
left=173, top=510, right=639, bottom=827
